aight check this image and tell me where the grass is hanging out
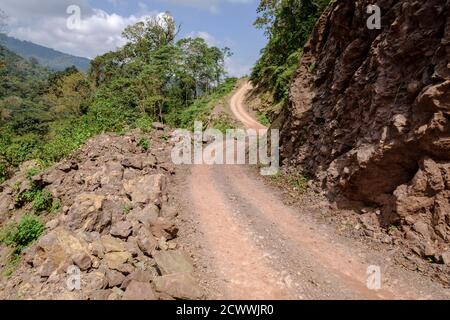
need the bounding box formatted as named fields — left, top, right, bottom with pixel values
left=269, top=169, right=309, bottom=194
left=123, top=205, right=132, bottom=215
left=288, top=173, right=308, bottom=193
left=257, top=112, right=271, bottom=127
left=137, top=137, right=150, bottom=151
left=0, top=214, right=44, bottom=254
left=166, top=77, right=238, bottom=130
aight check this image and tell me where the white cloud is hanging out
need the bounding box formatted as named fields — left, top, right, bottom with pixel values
left=1, top=0, right=161, bottom=59
left=186, top=31, right=221, bottom=47
left=0, top=1, right=253, bottom=76
left=157, top=0, right=254, bottom=13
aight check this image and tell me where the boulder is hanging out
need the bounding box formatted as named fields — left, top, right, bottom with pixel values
left=153, top=251, right=194, bottom=275
left=154, top=273, right=203, bottom=300
left=106, top=269, right=126, bottom=288
left=101, top=235, right=126, bottom=253
left=136, top=228, right=158, bottom=256
left=121, top=157, right=143, bottom=170
left=110, top=221, right=132, bottom=239
left=150, top=217, right=178, bottom=240
left=122, top=281, right=156, bottom=300
left=83, top=271, right=108, bottom=291
left=121, top=269, right=153, bottom=290
left=66, top=194, right=111, bottom=232
left=72, top=252, right=92, bottom=271
left=104, top=252, right=132, bottom=271
left=129, top=204, right=159, bottom=229
left=152, top=122, right=165, bottom=130
left=123, top=174, right=166, bottom=206
left=34, top=227, right=90, bottom=275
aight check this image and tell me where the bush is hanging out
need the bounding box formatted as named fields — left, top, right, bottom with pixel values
left=16, top=184, right=54, bottom=214
left=212, top=114, right=235, bottom=133
left=137, top=137, right=150, bottom=151
left=32, top=189, right=54, bottom=213
left=134, top=114, right=154, bottom=133
left=0, top=214, right=44, bottom=253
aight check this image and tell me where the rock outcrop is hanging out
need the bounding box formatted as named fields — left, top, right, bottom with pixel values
left=0, top=131, right=203, bottom=300
left=279, top=1, right=450, bottom=256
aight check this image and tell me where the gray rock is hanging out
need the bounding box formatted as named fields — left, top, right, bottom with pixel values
left=152, top=122, right=165, bottom=130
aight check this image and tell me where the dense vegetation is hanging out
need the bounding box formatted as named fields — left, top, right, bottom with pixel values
left=251, top=0, right=330, bottom=105
left=0, top=14, right=234, bottom=183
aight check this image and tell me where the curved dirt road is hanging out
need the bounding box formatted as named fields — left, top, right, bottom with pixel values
left=176, top=81, right=450, bottom=300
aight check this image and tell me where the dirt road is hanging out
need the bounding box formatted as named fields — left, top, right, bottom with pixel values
left=176, top=82, right=450, bottom=300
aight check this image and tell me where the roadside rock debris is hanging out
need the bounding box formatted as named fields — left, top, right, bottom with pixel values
left=0, top=131, right=203, bottom=300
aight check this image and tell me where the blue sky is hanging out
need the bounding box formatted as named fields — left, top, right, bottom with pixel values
left=1, top=0, right=267, bottom=76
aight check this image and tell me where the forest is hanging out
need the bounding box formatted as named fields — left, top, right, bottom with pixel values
left=0, top=14, right=235, bottom=183
left=250, top=0, right=330, bottom=115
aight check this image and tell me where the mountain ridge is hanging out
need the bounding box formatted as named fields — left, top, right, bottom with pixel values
left=0, top=34, right=90, bottom=72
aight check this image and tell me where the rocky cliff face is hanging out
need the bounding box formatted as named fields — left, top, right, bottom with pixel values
left=280, top=0, right=450, bottom=257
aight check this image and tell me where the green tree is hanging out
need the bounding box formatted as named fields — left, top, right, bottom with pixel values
left=251, top=0, right=330, bottom=102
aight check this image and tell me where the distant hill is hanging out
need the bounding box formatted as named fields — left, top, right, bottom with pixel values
left=0, top=34, right=90, bottom=72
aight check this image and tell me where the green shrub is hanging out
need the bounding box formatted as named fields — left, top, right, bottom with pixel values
left=137, top=137, right=150, bottom=151
left=50, top=199, right=61, bottom=214
left=134, top=114, right=154, bottom=133
left=212, top=114, right=235, bottom=133
left=15, top=185, right=40, bottom=207
left=32, top=189, right=54, bottom=213
left=257, top=112, right=271, bottom=126
left=15, top=185, right=54, bottom=214
left=0, top=214, right=44, bottom=253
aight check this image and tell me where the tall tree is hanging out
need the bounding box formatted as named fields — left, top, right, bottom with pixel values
left=251, top=0, right=330, bottom=102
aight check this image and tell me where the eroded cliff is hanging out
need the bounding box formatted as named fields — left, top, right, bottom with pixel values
left=280, top=0, right=450, bottom=257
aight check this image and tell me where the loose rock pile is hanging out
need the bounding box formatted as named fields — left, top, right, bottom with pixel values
left=0, top=130, right=203, bottom=300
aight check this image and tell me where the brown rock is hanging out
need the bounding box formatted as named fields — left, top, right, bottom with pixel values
left=137, top=230, right=158, bottom=257
left=442, top=251, right=450, bottom=265
left=150, top=217, right=178, bottom=240
left=88, top=289, right=111, bottom=300
left=104, top=252, right=132, bottom=270
left=153, top=251, right=194, bottom=275
left=66, top=194, right=110, bottom=232
left=122, top=281, right=156, bottom=300
left=110, top=221, right=132, bottom=239
left=154, top=273, right=203, bottom=300
left=121, top=269, right=153, bottom=290
left=72, top=253, right=92, bottom=271
left=106, top=269, right=126, bottom=287
left=101, top=235, right=126, bottom=253
left=123, top=174, right=166, bottom=206
left=121, top=157, right=143, bottom=170
left=152, top=122, right=165, bottom=130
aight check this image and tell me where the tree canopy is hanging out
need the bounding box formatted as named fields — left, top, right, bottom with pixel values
left=251, top=0, right=330, bottom=103
left=0, top=14, right=232, bottom=183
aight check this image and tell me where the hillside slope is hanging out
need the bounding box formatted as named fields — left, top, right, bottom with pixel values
left=279, top=1, right=449, bottom=259
left=0, top=34, right=90, bottom=71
